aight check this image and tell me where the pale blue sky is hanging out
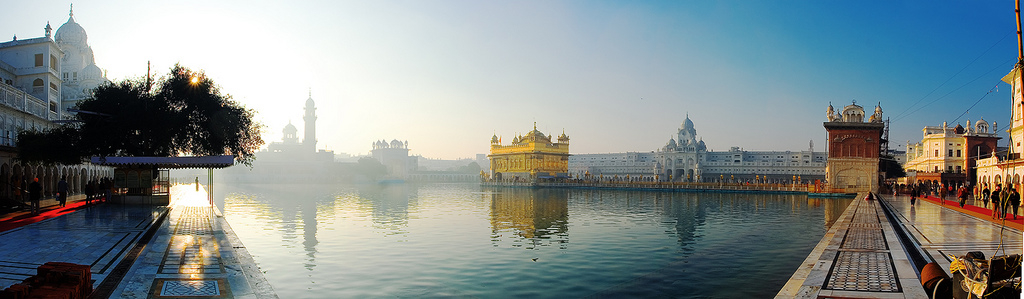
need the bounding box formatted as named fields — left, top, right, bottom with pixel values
left=2, top=1, right=1017, bottom=159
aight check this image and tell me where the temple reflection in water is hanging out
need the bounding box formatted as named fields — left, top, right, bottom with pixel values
left=486, top=188, right=569, bottom=249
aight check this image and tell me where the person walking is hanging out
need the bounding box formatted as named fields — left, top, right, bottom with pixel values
left=84, top=180, right=94, bottom=205
left=982, top=183, right=991, bottom=209
left=57, top=176, right=68, bottom=207
left=28, top=177, right=41, bottom=215
left=1010, top=187, right=1021, bottom=220
left=910, top=186, right=918, bottom=206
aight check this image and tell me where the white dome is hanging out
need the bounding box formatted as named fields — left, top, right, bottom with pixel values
left=55, top=10, right=87, bottom=46
left=283, top=122, right=297, bottom=134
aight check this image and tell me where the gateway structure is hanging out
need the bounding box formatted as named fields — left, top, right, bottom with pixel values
left=823, top=101, right=885, bottom=193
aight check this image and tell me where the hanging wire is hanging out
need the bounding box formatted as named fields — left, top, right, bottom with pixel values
left=893, top=58, right=1015, bottom=123
left=950, top=82, right=1003, bottom=124
left=892, top=32, right=1013, bottom=121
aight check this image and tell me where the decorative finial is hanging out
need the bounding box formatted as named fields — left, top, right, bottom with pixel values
left=44, top=22, right=52, bottom=38
left=852, top=99, right=857, bottom=105
left=308, top=87, right=311, bottom=98
left=534, top=121, right=537, bottom=131
left=70, top=4, right=74, bottom=17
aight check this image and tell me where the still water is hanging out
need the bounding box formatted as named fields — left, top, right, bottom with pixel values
left=213, top=183, right=852, bottom=298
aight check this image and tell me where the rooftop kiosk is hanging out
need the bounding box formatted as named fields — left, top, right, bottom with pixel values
left=90, top=155, right=234, bottom=205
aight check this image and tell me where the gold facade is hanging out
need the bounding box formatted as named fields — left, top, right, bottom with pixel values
left=488, top=124, right=569, bottom=181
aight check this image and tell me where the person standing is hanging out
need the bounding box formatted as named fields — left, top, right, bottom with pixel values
left=910, top=186, right=918, bottom=206
left=57, top=176, right=68, bottom=207
left=1010, top=187, right=1021, bottom=220
left=992, top=184, right=1002, bottom=219
left=28, top=177, right=41, bottom=215
left=982, top=183, right=991, bottom=209
left=84, top=180, right=94, bottom=204
left=957, top=186, right=968, bottom=208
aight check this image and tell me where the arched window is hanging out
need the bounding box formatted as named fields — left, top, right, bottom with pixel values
left=32, top=79, right=43, bottom=87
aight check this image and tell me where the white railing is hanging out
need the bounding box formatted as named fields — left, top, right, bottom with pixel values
left=0, top=83, right=51, bottom=120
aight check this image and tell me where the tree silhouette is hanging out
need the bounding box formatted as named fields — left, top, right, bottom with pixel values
left=18, top=64, right=264, bottom=165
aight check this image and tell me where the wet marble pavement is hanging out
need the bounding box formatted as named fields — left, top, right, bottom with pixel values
left=0, top=204, right=166, bottom=290
left=778, top=194, right=1023, bottom=298
left=107, top=186, right=276, bottom=299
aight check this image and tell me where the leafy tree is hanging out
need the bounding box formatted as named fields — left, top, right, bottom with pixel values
left=356, top=157, right=388, bottom=180
left=879, top=155, right=906, bottom=179
left=458, top=162, right=482, bottom=173
left=17, top=64, right=264, bottom=165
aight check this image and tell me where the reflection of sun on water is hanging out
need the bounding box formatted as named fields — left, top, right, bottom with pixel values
left=170, top=183, right=210, bottom=207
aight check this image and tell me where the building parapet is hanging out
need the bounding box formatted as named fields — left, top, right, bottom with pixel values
left=1, top=83, right=49, bottom=119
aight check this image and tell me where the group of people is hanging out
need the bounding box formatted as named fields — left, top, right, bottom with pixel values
left=83, top=178, right=113, bottom=204
left=904, top=183, right=1021, bottom=220
left=9, top=175, right=113, bottom=215
left=979, top=183, right=1021, bottom=220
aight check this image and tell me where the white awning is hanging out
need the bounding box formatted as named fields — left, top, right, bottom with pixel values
left=90, top=155, right=235, bottom=169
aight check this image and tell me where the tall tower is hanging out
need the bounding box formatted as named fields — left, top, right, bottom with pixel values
left=303, top=92, right=317, bottom=152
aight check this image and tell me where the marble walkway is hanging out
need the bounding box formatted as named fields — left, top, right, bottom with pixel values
left=777, top=194, right=1022, bottom=298
left=0, top=185, right=276, bottom=298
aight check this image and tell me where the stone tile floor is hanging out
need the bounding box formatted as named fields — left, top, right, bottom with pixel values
left=0, top=204, right=165, bottom=290
left=108, top=186, right=277, bottom=299
left=779, top=194, right=1023, bottom=298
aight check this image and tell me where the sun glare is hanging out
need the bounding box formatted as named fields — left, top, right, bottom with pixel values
left=170, top=183, right=210, bottom=207
left=190, top=76, right=199, bottom=84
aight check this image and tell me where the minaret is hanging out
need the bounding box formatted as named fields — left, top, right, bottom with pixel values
left=303, top=91, right=317, bottom=152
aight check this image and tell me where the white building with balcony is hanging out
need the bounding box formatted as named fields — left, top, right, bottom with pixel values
left=0, top=8, right=113, bottom=202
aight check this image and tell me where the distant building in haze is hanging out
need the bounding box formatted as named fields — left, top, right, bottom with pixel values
left=569, top=115, right=826, bottom=183
left=223, top=94, right=334, bottom=183
left=372, top=139, right=417, bottom=180
left=488, top=123, right=570, bottom=182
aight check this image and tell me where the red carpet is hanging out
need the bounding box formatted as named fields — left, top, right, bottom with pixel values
left=0, top=198, right=105, bottom=232
left=916, top=195, right=1023, bottom=229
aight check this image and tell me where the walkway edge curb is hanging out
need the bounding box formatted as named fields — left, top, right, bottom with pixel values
left=87, top=207, right=169, bottom=299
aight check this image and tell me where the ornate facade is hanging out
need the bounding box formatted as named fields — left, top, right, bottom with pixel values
left=976, top=67, right=1024, bottom=191
left=904, top=119, right=998, bottom=188
left=0, top=7, right=112, bottom=198
left=824, top=101, right=885, bottom=193
left=488, top=123, right=569, bottom=182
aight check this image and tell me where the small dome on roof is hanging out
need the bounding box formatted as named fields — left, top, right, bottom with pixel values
left=55, top=6, right=87, bottom=46
left=682, top=116, right=694, bottom=130
left=82, top=64, right=102, bottom=79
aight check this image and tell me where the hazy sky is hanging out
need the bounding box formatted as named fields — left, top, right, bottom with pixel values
left=3, top=1, right=1018, bottom=159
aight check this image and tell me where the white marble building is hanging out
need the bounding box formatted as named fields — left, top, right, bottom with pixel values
left=569, top=116, right=827, bottom=183
left=55, top=5, right=109, bottom=115
left=0, top=8, right=113, bottom=198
